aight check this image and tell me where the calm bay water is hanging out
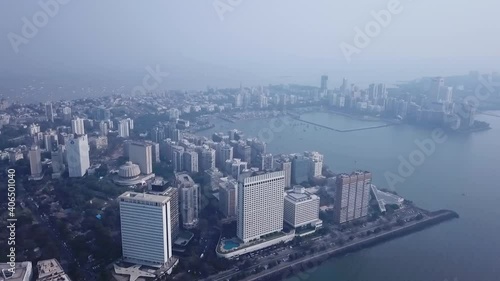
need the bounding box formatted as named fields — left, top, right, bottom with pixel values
left=204, top=112, right=500, bottom=281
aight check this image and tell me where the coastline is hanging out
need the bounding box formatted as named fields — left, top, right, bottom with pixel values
left=240, top=210, right=459, bottom=281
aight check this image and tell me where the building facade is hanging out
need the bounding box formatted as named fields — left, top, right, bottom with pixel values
left=119, top=192, right=173, bottom=267
left=29, top=146, right=42, bottom=178
left=71, top=118, right=85, bottom=135
left=284, top=187, right=320, bottom=228
left=237, top=171, right=285, bottom=243
left=291, top=155, right=309, bottom=184
left=176, top=173, right=199, bottom=229
left=128, top=141, right=153, bottom=175
left=219, top=178, right=238, bottom=219
left=334, top=171, right=372, bottom=224
left=66, top=135, right=90, bottom=177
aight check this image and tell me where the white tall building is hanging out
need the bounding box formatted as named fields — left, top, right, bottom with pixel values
left=126, top=118, right=134, bottom=130
left=29, top=146, right=42, bottom=178
left=119, top=192, right=173, bottom=267
left=183, top=150, right=199, bottom=173
left=62, top=106, right=72, bottom=121
left=45, top=102, right=54, bottom=122
left=304, top=151, right=323, bottom=178
left=29, top=123, right=40, bottom=135
left=71, top=118, right=85, bottom=135
left=284, top=186, right=321, bottom=228
left=128, top=141, right=153, bottom=175
left=118, top=119, right=130, bottom=138
left=176, top=173, right=199, bottom=229
left=237, top=171, right=285, bottom=243
left=66, top=135, right=90, bottom=177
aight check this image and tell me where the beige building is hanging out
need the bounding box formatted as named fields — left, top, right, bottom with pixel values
left=334, top=171, right=372, bottom=224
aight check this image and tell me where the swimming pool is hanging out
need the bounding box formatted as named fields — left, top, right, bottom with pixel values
left=223, top=240, right=240, bottom=250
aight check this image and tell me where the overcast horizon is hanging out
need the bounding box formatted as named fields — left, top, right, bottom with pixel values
left=1, top=0, right=499, bottom=96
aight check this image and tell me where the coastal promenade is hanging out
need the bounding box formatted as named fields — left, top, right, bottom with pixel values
left=242, top=210, right=458, bottom=281
left=202, top=209, right=458, bottom=281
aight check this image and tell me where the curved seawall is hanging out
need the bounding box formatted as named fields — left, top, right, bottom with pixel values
left=245, top=210, right=459, bottom=281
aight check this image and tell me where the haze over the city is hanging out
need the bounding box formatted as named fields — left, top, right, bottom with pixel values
left=1, top=0, right=499, bottom=96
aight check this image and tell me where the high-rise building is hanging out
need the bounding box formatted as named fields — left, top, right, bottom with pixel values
left=163, top=187, right=180, bottom=240
left=51, top=145, right=65, bottom=179
left=249, top=138, right=266, bottom=168
left=237, top=171, right=285, bottom=243
left=282, top=161, right=292, bottom=188
left=118, top=119, right=130, bottom=138
left=183, top=150, right=199, bottom=173
left=172, top=145, right=185, bottom=172
left=334, top=171, right=372, bottom=224
left=169, top=108, right=180, bottom=120
left=225, top=158, right=247, bottom=179
left=28, top=123, right=40, bottom=135
left=260, top=153, right=274, bottom=171
left=92, top=107, right=111, bottom=121
left=304, top=151, right=323, bottom=178
left=99, top=121, right=108, bottom=136
left=341, top=78, right=349, bottom=94
left=66, top=135, right=90, bottom=177
left=29, top=146, right=43, bottom=179
left=128, top=141, right=153, bottom=175
left=431, top=77, right=445, bottom=101
left=198, top=146, right=216, bottom=172
left=284, top=186, right=321, bottom=228
left=62, top=106, right=72, bottom=121
left=320, top=75, right=328, bottom=91
left=176, top=173, right=199, bottom=229
left=151, top=125, right=165, bottom=143
left=291, top=155, right=309, bottom=185
left=443, top=86, right=453, bottom=103
left=216, top=143, right=233, bottom=170
left=219, top=178, right=238, bottom=219
left=236, top=142, right=252, bottom=163
left=71, top=118, right=85, bottom=135
left=45, top=102, right=54, bottom=122
left=119, top=191, right=173, bottom=267
left=42, top=131, right=58, bottom=151
left=145, top=141, right=160, bottom=164
left=205, top=168, right=223, bottom=192
left=126, top=118, right=134, bottom=130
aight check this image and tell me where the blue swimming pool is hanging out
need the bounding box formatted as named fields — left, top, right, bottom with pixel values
left=223, top=240, right=240, bottom=250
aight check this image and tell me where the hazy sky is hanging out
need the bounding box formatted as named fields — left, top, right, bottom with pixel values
left=1, top=0, right=499, bottom=91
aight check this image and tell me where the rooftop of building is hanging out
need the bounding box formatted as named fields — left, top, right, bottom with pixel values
left=285, top=186, right=318, bottom=202
left=128, top=141, right=152, bottom=147
left=0, top=262, right=32, bottom=281
left=175, top=173, right=195, bottom=185
left=36, top=259, right=71, bottom=281
left=243, top=170, right=285, bottom=184
left=337, top=170, right=372, bottom=178
left=119, top=191, right=170, bottom=204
